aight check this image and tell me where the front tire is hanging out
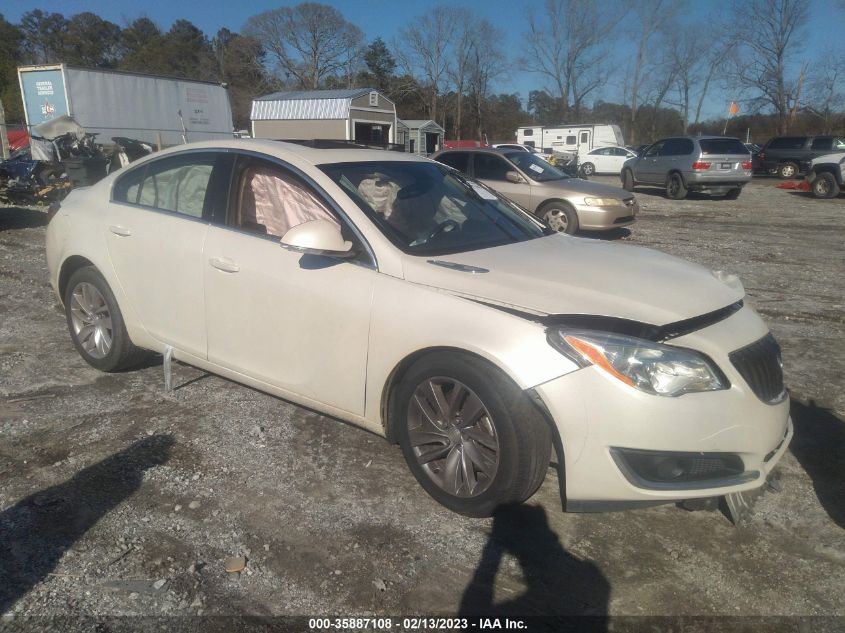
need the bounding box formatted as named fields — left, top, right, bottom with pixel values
left=622, top=169, right=635, bottom=192
left=64, top=266, right=147, bottom=372
left=538, top=201, right=579, bottom=234
left=666, top=173, right=688, bottom=200
left=811, top=172, right=840, bottom=199
left=394, top=353, right=552, bottom=517
left=580, top=162, right=595, bottom=176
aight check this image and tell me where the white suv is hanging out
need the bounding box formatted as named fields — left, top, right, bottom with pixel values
left=806, top=152, right=845, bottom=198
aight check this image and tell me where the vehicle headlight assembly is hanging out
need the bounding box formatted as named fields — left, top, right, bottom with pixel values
left=583, top=197, right=624, bottom=207
left=548, top=329, right=728, bottom=397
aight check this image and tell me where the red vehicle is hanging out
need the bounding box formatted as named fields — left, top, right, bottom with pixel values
left=443, top=140, right=489, bottom=150
left=7, top=130, right=30, bottom=152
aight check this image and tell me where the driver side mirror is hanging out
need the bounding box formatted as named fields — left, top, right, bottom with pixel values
left=505, top=170, right=523, bottom=184
left=280, top=219, right=355, bottom=257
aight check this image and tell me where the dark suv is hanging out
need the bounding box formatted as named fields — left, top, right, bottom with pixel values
left=758, top=135, right=845, bottom=179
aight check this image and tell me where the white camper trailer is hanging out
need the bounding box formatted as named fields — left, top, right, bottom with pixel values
left=516, top=124, right=624, bottom=156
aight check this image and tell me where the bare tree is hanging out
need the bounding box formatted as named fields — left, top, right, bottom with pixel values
left=395, top=6, right=458, bottom=125
left=523, top=0, right=620, bottom=121
left=732, top=0, right=808, bottom=134
left=468, top=20, right=506, bottom=141
left=626, top=0, right=680, bottom=142
left=244, top=2, right=363, bottom=89
left=802, top=48, right=844, bottom=133
left=446, top=9, right=474, bottom=138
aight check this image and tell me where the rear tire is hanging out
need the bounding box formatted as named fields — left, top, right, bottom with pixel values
left=394, top=353, right=552, bottom=517
left=666, top=173, right=688, bottom=200
left=539, top=201, right=579, bottom=234
left=811, top=172, right=840, bottom=199
left=724, top=188, right=741, bottom=200
left=778, top=161, right=799, bottom=179
left=64, top=266, right=148, bottom=372
left=622, top=169, right=635, bottom=192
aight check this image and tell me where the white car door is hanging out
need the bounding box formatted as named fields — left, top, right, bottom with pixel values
left=607, top=147, right=635, bottom=174
left=105, top=152, right=223, bottom=358
left=203, top=154, right=376, bottom=415
left=590, top=148, right=613, bottom=173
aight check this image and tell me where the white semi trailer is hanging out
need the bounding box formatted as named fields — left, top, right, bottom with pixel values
left=18, top=64, right=234, bottom=147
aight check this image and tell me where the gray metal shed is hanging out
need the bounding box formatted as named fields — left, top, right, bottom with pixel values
left=401, top=119, right=445, bottom=156
left=251, top=88, right=397, bottom=145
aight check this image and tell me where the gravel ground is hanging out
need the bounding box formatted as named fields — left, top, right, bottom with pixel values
left=0, top=176, right=843, bottom=627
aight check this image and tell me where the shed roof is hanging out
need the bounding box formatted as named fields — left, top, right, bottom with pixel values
left=251, top=87, right=395, bottom=122
left=401, top=119, right=445, bottom=133
left=254, top=88, right=376, bottom=102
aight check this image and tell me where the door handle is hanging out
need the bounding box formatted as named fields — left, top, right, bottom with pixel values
left=209, top=256, right=240, bottom=273
left=109, top=225, right=132, bottom=237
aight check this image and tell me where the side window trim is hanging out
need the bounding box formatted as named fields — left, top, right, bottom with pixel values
left=225, top=150, right=378, bottom=270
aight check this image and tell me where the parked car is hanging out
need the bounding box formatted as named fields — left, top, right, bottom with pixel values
left=757, top=135, right=845, bottom=179
left=805, top=151, right=845, bottom=198
left=579, top=145, right=638, bottom=176
left=621, top=136, right=752, bottom=200
left=47, top=139, right=791, bottom=518
left=433, top=147, right=637, bottom=234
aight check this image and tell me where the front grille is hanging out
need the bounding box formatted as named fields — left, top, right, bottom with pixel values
left=729, top=333, right=785, bottom=404
left=613, top=215, right=635, bottom=224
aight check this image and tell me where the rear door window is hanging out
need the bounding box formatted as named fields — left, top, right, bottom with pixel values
left=473, top=153, right=511, bottom=181
left=768, top=137, right=806, bottom=150
left=113, top=153, right=217, bottom=219
left=698, top=139, right=749, bottom=155
left=660, top=139, right=693, bottom=156
left=436, top=152, right=470, bottom=174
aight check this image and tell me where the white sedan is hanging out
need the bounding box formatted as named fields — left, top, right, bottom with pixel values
left=46, top=139, right=791, bottom=517
left=580, top=146, right=638, bottom=176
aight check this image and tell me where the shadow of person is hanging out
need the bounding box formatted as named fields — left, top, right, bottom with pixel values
left=789, top=400, right=845, bottom=529
left=458, top=503, right=609, bottom=629
left=0, top=435, right=174, bottom=614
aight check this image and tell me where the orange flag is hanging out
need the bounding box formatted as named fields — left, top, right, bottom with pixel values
left=729, top=101, right=739, bottom=116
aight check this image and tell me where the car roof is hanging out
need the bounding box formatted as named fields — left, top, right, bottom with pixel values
left=143, top=138, right=431, bottom=166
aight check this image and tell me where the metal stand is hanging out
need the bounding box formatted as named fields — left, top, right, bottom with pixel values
left=163, top=345, right=174, bottom=393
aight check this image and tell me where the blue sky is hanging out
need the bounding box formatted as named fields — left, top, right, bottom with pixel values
left=5, top=0, right=842, bottom=121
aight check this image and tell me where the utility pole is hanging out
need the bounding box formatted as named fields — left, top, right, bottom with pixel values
left=0, top=99, right=9, bottom=160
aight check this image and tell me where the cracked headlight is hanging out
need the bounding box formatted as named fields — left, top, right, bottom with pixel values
left=548, top=329, right=728, bottom=397
left=583, top=197, right=625, bottom=207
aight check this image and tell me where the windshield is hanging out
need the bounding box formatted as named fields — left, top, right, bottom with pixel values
left=503, top=152, right=569, bottom=181
left=319, top=160, right=546, bottom=256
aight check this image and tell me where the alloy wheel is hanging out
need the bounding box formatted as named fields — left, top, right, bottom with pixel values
left=407, top=377, right=500, bottom=498
left=544, top=208, right=568, bottom=232
left=69, top=282, right=113, bottom=359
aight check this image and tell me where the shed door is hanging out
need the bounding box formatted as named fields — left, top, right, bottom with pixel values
left=354, top=122, right=390, bottom=144
left=425, top=132, right=439, bottom=154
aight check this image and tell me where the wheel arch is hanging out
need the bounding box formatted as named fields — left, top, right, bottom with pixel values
left=537, top=197, right=576, bottom=214
left=381, top=347, right=501, bottom=443
left=58, top=255, right=97, bottom=306
left=380, top=345, right=568, bottom=507
left=812, top=163, right=842, bottom=183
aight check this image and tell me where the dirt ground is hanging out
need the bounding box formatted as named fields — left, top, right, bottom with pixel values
left=1, top=175, right=843, bottom=628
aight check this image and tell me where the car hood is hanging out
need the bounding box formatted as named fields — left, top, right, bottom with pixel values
left=544, top=177, right=631, bottom=198
left=810, top=152, right=845, bottom=166
left=402, top=234, right=744, bottom=326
